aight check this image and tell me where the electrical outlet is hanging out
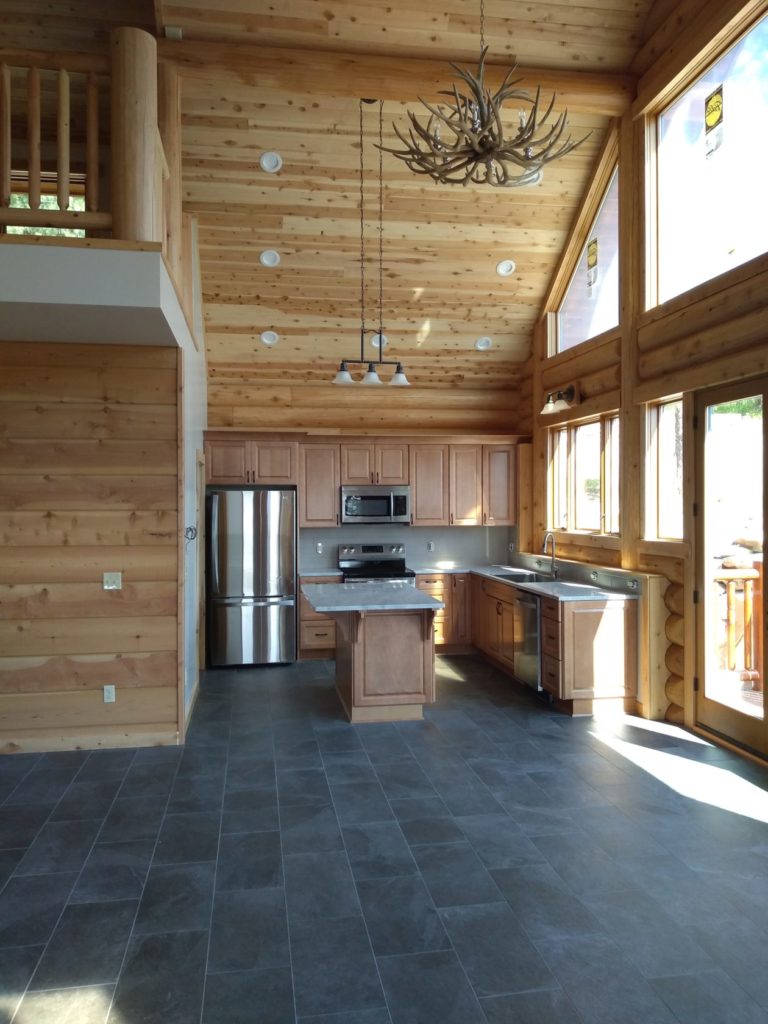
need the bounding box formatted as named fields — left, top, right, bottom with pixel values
left=103, top=685, right=116, bottom=703
left=316, top=542, right=323, bottom=555
left=103, top=572, right=122, bottom=591
left=427, top=541, right=435, bottom=552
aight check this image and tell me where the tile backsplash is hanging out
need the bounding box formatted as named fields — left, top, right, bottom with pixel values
left=299, top=525, right=515, bottom=573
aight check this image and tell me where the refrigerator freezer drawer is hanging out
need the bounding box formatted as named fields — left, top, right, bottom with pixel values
left=208, top=598, right=297, bottom=666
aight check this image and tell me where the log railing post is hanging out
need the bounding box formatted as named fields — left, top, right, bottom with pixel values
left=110, top=26, right=159, bottom=241
left=27, top=66, right=40, bottom=210
left=57, top=68, right=70, bottom=211
left=0, top=63, right=10, bottom=210
left=85, top=71, right=99, bottom=212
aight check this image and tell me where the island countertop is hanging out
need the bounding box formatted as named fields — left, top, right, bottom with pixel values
left=301, top=581, right=444, bottom=614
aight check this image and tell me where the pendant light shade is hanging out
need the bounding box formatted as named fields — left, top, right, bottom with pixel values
left=389, top=363, right=410, bottom=386
left=362, top=362, right=384, bottom=385
left=333, top=361, right=354, bottom=385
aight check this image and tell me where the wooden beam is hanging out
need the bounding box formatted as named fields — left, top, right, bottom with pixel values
left=158, top=39, right=635, bottom=118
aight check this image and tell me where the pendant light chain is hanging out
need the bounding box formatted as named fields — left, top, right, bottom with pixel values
left=359, top=97, right=366, bottom=362
left=480, top=0, right=485, bottom=53
left=332, top=98, right=409, bottom=385
left=378, top=99, right=384, bottom=365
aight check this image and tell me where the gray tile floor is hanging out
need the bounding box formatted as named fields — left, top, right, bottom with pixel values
left=1, top=654, right=768, bottom=1023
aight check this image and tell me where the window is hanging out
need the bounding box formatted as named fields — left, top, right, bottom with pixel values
left=656, top=14, right=768, bottom=303
left=549, top=414, right=621, bottom=534
left=556, top=169, right=619, bottom=354
left=646, top=399, right=684, bottom=541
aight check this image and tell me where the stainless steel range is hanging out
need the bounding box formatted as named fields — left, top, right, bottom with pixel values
left=338, top=543, right=416, bottom=585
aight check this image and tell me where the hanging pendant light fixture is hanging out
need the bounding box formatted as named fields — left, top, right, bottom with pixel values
left=380, top=0, right=588, bottom=188
left=332, top=98, right=410, bottom=386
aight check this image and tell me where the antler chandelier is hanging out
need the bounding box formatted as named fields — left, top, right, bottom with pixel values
left=381, top=0, right=588, bottom=188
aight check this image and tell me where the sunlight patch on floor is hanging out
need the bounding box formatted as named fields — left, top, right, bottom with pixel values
left=592, top=730, right=768, bottom=823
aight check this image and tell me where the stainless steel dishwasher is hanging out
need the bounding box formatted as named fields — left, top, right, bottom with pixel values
left=513, top=590, right=541, bottom=691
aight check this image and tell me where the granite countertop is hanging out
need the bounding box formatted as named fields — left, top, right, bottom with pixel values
left=301, top=581, right=444, bottom=613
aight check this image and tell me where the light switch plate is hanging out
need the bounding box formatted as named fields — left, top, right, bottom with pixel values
left=103, top=685, right=116, bottom=703
left=103, top=571, right=122, bottom=591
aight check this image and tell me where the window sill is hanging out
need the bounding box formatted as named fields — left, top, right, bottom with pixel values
left=550, top=531, right=621, bottom=550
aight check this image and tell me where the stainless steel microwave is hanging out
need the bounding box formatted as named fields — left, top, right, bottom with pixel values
left=340, top=485, right=411, bottom=525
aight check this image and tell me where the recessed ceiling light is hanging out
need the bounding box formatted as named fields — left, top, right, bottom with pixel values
left=475, top=337, right=492, bottom=350
left=496, top=259, right=516, bottom=277
left=260, top=330, right=279, bottom=346
left=371, top=333, right=388, bottom=349
left=259, top=249, right=280, bottom=267
left=259, top=151, right=283, bottom=173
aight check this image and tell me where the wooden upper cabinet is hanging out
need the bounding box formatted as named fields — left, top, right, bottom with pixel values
left=206, top=439, right=248, bottom=485
left=341, top=443, right=409, bottom=485
left=300, top=444, right=340, bottom=527
left=450, top=445, right=483, bottom=526
left=248, top=441, right=298, bottom=484
left=409, top=445, right=449, bottom=526
left=483, top=445, right=516, bottom=526
left=206, top=439, right=297, bottom=485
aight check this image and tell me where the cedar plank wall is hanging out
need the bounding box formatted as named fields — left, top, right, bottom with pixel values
left=0, top=342, right=180, bottom=752
left=207, top=378, right=530, bottom=435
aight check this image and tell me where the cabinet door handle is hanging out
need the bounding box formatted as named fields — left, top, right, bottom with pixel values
left=376, top=471, right=379, bottom=483
left=450, top=512, right=454, bottom=525
left=336, top=513, right=339, bottom=525
left=496, top=601, right=502, bottom=614
left=316, top=632, right=329, bottom=637
left=483, top=512, right=487, bottom=524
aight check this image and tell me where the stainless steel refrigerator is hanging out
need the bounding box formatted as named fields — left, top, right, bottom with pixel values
left=206, top=487, right=297, bottom=666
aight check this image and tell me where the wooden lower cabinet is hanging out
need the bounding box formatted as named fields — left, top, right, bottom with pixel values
left=540, top=595, right=637, bottom=713
left=471, top=576, right=515, bottom=671
left=415, top=572, right=471, bottom=649
left=299, top=575, right=339, bottom=658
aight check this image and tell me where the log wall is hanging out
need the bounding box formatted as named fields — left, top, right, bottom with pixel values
left=0, top=341, right=180, bottom=752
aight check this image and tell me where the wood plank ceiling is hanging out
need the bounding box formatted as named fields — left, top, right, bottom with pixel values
left=158, top=0, right=656, bottom=393
left=1, top=1, right=662, bottom=400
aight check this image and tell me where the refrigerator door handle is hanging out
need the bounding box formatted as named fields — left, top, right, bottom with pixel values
left=210, top=492, right=220, bottom=595
left=215, top=597, right=296, bottom=608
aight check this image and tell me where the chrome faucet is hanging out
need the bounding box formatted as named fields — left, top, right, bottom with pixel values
left=542, top=532, right=557, bottom=577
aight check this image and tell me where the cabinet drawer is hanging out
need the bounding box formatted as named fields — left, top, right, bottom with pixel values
left=299, top=578, right=340, bottom=621
left=541, top=597, right=561, bottom=622
left=301, top=622, right=336, bottom=649
left=540, top=615, right=561, bottom=658
left=541, top=654, right=561, bottom=697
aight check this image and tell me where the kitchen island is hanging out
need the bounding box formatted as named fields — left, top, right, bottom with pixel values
left=300, top=581, right=444, bottom=723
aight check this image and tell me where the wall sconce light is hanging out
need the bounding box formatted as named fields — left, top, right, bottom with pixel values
left=541, top=384, right=581, bottom=415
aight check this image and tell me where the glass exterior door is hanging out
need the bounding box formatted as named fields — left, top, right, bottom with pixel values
left=696, top=380, right=766, bottom=755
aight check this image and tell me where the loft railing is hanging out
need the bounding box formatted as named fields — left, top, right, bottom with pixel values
left=0, top=28, right=191, bottom=323
left=0, top=50, right=111, bottom=233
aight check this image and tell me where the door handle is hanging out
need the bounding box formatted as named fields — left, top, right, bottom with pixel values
left=210, top=493, right=220, bottom=594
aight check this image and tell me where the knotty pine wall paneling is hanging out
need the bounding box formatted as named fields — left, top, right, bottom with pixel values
left=0, top=341, right=180, bottom=752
